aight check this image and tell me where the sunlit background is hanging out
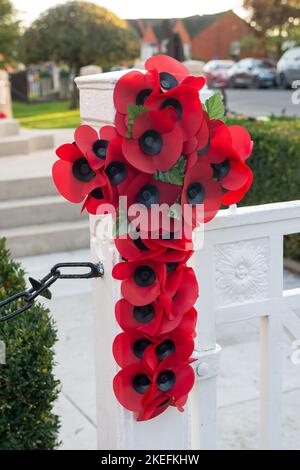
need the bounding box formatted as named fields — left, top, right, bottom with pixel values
left=14, top=0, right=245, bottom=23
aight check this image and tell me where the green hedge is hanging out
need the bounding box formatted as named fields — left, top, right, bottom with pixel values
left=226, top=118, right=300, bottom=260
left=0, top=238, right=60, bottom=449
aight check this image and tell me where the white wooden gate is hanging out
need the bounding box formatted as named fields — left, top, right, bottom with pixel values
left=76, top=71, right=300, bottom=450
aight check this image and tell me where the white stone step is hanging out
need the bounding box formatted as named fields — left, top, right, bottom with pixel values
left=0, top=174, right=57, bottom=201
left=0, top=129, right=54, bottom=156
left=0, top=119, right=20, bottom=137
left=2, top=219, right=90, bottom=257
left=0, top=195, right=88, bottom=229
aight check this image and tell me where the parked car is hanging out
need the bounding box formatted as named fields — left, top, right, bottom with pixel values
left=228, top=58, right=276, bottom=88
left=277, top=47, right=300, bottom=88
left=203, top=60, right=234, bottom=87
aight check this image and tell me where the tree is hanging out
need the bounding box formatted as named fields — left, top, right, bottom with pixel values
left=20, top=1, right=139, bottom=108
left=243, top=0, right=300, bottom=57
left=0, top=238, right=60, bottom=449
left=0, top=0, right=20, bottom=68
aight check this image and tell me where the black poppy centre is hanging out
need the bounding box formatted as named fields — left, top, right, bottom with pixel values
left=133, top=338, right=152, bottom=359
left=137, top=184, right=160, bottom=209
left=212, top=159, right=230, bottom=180
left=105, top=161, right=126, bottom=185
left=159, top=72, right=178, bottom=91
left=133, top=304, right=155, bottom=324
left=161, top=98, right=183, bottom=119
left=134, top=265, right=156, bottom=287
left=132, top=374, right=151, bottom=394
left=72, top=158, right=96, bottom=182
left=92, top=139, right=109, bottom=160
left=156, top=339, right=176, bottom=360
left=90, top=187, right=104, bottom=199
left=157, top=370, right=176, bottom=392
left=186, top=182, right=205, bottom=205
left=139, top=130, right=163, bottom=156
left=136, top=88, right=153, bottom=106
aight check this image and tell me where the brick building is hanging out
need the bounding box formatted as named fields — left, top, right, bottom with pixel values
left=128, top=10, right=254, bottom=61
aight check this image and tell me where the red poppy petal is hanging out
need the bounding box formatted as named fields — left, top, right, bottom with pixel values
left=100, top=125, right=118, bottom=141
left=183, top=137, right=198, bottom=155
left=182, top=75, right=206, bottom=90
left=177, top=307, right=197, bottom=336
left=221, top=158, right=250, bottom=191
left=152, top=128, right=183, bottom=172
left=122, top=279, right=161, bottom=306
left=229, top=125, right=253, bottom=161
left=206, top=119, right=232, bottom=163
left=222, top=167, right=253, bottom=205
left=115, top=111, right=128, bottom=137
left=145, top=55, right=189, bottom=84
left=132, top=110, right=175, bottom=139
left=113, top=364, right=150, bottom=412
left=112, top=261, right=134, bottom=280
left=56, top=143, right=83, bottom=162
left=172, top=268, right=199, bottom=317
left=74, top=124, right=98, bottom=155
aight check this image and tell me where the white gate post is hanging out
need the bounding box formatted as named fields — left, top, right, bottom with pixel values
left=76, top=71, right=192, bottom=450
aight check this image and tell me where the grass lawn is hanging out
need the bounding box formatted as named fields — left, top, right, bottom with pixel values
left=13, top=100, right=80, bottom=129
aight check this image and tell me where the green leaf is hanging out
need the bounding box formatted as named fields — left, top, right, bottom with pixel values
left=204, top=92, right=225, bottom=120
left=113, top=205, right=134, bottom=237
left=154, top=155, right=186, bottom=186
left=127, top=104, right=148, bottom=138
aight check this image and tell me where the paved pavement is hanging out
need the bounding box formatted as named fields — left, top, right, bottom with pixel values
left=226, top=89, right=300, bottom=118
left=18, top=249, right=300, bottom=450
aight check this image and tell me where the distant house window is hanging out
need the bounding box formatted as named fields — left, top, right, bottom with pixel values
left=230, top=41, right=241, bottom=57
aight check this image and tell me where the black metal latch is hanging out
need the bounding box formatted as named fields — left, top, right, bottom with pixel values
left=0, top=262, right=104, bottom=322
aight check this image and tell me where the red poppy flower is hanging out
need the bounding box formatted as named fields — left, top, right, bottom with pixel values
left=74, top=124, right=118, bottom=171
left=145, top=55, right=190, bottom=92
left=152, top=354, right=195, bottom=402
left=112, top=260, right=166, bottom=306
left=52, top=143, right=105, bottom=204
left=105, top=135, right=138, bottom=204
left=115, top=298, right=197, bottom=337
left=160, top=267, right=199, bottom=320
left=182, top=156, right=222, bottom=225
left=112, top=327, right=194, bottom=371
left=122, top=109, right=183, bottom=174
left=113, top=70, right=159, bottom=115
left=145, top=85, right=204, bottom=142
left=202, top=121, right=253, bottom=195
left=125, top=173, right=181, bottom=235
left=113, top=363, right=152, bottom=412
left=0, top=112, right=7, bottom=119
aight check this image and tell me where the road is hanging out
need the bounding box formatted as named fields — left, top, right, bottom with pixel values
left=225, top=89, right=300, bottom=118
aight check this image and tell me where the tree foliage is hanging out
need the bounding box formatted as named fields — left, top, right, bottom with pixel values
left=19, top=1, right=139, bottom=70
left=243, top=0, right=300, bottom=56
left=0, top=0, right=20, bottom=67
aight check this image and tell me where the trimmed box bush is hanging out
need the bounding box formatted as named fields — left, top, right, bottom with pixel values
left=0, top=238, right=60, bottom=449
left=226, top=118, right=300, bottom=260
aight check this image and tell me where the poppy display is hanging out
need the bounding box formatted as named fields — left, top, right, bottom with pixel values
left=52, top=54, right=253, bottom=422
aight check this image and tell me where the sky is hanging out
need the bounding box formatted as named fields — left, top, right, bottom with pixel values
left=13, top=0, right=245, bottom=25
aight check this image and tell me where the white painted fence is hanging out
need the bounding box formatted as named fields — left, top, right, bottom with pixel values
left=76, top=71, right=300, bottom=450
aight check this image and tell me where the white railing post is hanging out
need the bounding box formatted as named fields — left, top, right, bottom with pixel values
left=76, top=71, right=192, bottom=450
